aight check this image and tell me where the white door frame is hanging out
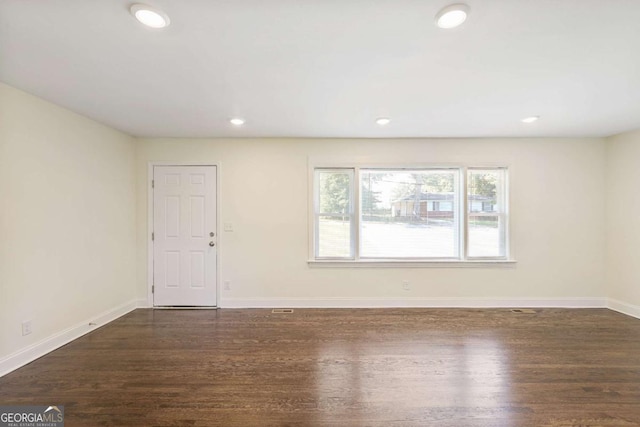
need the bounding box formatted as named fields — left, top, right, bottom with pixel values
left=147, top=162, right=220, bottom=307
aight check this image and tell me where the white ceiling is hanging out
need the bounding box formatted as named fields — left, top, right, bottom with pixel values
left=1, top=0, right=640, bottom=138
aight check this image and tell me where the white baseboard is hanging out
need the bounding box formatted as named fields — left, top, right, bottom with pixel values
left=607, top=298, right=640, bottom=319
left=221, top=297, right=608, bottom=309
left=0, top=299, right=139, bottom=377
left=136, top=298, right=151, bottom=308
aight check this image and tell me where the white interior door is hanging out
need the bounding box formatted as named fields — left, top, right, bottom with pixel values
left=153, top=166, right=217, bottom=306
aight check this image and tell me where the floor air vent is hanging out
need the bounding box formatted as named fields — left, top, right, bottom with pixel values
left=272, top=308, right=294, bottom=314
left=510, top=309, right=537, bottom=314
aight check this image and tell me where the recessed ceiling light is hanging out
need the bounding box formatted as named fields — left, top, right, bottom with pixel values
left=375, top=117, right=391, bottom=126
left=521, top=116, right=540, bottom=123
left=435, top=4, right=469, bottom=29
left=230, top=118, right=245, bottom=126
left=130, top=4, right=170, bottom=29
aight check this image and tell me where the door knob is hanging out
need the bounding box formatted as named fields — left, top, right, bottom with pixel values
left=209, top=241, right=215, bottom=247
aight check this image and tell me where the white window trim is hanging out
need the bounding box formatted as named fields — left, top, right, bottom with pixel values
left=308, top=259, right=517, bottom=268
left=308, top=160, right=515, bottom=267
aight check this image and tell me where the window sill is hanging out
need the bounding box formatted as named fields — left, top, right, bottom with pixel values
left=308, top=259, right=517, bottom=268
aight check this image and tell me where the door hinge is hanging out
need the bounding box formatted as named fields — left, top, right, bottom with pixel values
left=152, top=232, right=154, bottom=241
left=152, top=285, right=154, bottom=294
left=152, top=180, right=154, bottom=188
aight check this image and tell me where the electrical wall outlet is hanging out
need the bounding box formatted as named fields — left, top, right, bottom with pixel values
left=22, top=320, right=32, bottom=336
left=402, top=281, right=411, bottom=291
left=224, top=281, right=231, bottom=290
left=223, top=223, right=234, bottom=232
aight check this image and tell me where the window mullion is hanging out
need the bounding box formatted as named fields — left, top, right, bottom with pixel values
left=462, top=166, right=469, bottom=260
left=353, top=167, right=360, bottom=260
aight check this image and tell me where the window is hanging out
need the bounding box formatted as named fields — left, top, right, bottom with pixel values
left=360, top=169, right=459, bottom=258
left=312, top=165, right=509, bottom=263
left=467, top=168, right=507, bottom=258
left=314, top=169, right=354, bottom=258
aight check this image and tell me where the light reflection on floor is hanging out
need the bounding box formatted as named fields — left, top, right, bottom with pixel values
left=313, top=335, right=511, bottom=424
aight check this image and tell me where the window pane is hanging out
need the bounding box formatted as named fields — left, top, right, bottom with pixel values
left=360, top=170, right=458, bottom=258
left=315, top=169, right=353, bottom=258
left=468, top=169, right=506, bottom=257
left=317, top=216, right=352, bottom=257
left=317, top=170, right=351, bottom=215
left=468, top=215, right=504, bottom=257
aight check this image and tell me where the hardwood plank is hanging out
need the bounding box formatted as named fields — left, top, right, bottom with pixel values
left=1, top=308, right=640, bottom=426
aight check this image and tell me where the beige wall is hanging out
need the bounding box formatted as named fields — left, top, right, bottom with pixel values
left=0, top=83, right=137, bottom=359
left=606, top=129, right=640, bottom=308
left=136, top=137, right=607, bottom=306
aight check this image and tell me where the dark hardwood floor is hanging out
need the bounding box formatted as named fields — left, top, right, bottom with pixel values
left=2, top=308, right=640, bottom=426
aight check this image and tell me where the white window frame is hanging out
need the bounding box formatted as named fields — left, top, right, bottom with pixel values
left=313, top=168, right=356, bottom=260
left=308, top=161, right=515, bottom=267
left=465, top=167, right=509, bottom=260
